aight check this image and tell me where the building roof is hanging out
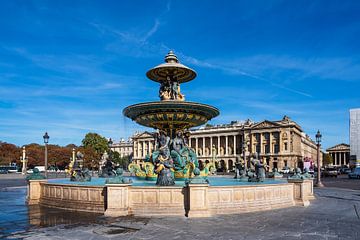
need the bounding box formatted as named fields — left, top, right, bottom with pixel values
left=326, top=143, right=350, bottom=152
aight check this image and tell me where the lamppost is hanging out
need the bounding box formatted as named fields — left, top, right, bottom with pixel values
left=43, top=132, right=49, bottom=178
left=315, top=130, right=324, bottom=187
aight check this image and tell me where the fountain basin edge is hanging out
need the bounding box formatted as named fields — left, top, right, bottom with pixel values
left=27, top=178, right=314, bottom=217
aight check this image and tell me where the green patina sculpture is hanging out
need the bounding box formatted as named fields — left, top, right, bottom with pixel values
left=268, top=168, right=283, bottom=178
left=105, top=168, right=132, bottom=184
left=288, top=167, right=304, bottom=180
left=26, top=168, right=46, bottom=181
left=301, top=168, right=314, bottom=179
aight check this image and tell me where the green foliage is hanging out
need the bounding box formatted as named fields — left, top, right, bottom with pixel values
left=81, top=133, right=109, bottom=156
left=323, top=153, right=333, bottom=166
left=112, top=151, right=130, bottom=169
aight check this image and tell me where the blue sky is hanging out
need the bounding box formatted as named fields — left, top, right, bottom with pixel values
left=0, top=0, right=359, bottom=149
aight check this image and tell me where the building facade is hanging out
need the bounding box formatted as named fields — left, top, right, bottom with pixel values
left=350, top=108, right=360, bottom=166
left=110, top=138, right=133, bottom=158
left=326, top=143, right=350, bottom=166
left=131, top=116, right=321, bottom=171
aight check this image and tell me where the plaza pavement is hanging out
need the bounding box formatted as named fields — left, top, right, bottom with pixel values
left=1, top=174, right=360, bottom=240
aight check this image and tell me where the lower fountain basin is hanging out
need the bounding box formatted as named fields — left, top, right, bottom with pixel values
left=28, top=177, right=314, bottom=217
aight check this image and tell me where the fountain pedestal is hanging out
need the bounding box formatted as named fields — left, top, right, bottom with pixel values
left=104, top=184, right=131, bottom=217
left=186, top=183, right=212, bottom=218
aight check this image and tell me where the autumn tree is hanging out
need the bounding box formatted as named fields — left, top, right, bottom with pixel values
left=323, top=153, right=334, bottom=166
left=0, top=142, right=20, bottom=165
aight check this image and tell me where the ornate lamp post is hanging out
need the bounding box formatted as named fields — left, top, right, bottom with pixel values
left=43, top=132, right=49, bottom=178
left=20, top=146, right=28, bottom=175
left=315, top=130, right=324, bottom=187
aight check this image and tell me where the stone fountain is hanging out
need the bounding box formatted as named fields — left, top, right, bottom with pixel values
left=124, top=51, right=219, bottom=185
left=26, top=51, right=315, bottom=217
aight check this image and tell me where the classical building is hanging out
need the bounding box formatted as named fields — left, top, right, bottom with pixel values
left=131, top=116, right=321, bottom=171
left=350, top=108, right=360, bottom=166
left=110, top=138, right=133, bottom=158
left=326, top=144, right=350, bottom=166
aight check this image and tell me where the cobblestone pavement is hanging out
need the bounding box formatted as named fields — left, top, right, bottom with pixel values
left=0, top=187, right=359, bottom=240
left=1, top=174, right=360, bottom=240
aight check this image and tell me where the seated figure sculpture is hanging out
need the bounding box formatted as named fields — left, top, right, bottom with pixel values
left=234, top=158, right=248, bottom=181
left=170, top=130, right=199, bottom=178
left=152, top=130, right=175, bottom=186
left=70, top=151, right=91, bottom=182
left=248, top=153, right=266, bottom=182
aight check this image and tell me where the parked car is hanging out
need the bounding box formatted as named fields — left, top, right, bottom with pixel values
left=348, top=168, right=360, bottom=179
left=322, top=167, right=338, bottom=177
left=340, top=167, right=351, bottom=174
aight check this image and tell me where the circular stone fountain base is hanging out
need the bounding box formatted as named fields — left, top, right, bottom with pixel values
left=27, top=177, right=314, bottom=217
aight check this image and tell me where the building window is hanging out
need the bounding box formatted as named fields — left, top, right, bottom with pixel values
left=284, top=143, right=288, bottom=151
left=265, top=144, right=270, bottom=153
left=274, top=144, right=279, bottom=153
left=284, top=160, right=288, bottom=167
left=256, top=144, right=261, bottom=153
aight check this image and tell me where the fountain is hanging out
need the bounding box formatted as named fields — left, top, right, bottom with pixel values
left=124, top=51, right=219, bottom=184
left=27, top=51, right=315, bottom=217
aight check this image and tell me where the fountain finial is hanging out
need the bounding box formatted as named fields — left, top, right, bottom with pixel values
left=165, top=50, right=179, bottom=63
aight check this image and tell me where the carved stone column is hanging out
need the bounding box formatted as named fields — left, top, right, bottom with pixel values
left=210, top=137, right=213, bottom=156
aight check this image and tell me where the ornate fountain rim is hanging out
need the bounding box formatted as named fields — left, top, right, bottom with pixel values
left=123, top=101, right=219, bottom=117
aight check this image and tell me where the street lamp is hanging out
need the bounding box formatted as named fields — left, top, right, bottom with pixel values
left=43, top=132, right=49, bottom=178
left=315, top=130, right=324, bottom=187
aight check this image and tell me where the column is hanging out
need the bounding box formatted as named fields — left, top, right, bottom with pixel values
left=233, top=135, right=237, bottom=156
left=142, top=141, right=145, bottom=157
left=196, top=138, right=199, bottom=156
left=149, top=142, right=152, bottom=154
left=225, top=136, right=229, bottom=156
left=269, top=132, right=273, bottom=153
left=137, top=141, right=141, bottom=158
left=210, top=137, right=213, bottom=156
left=335, top=153, right=338, bottom=166
left=217, top=136, right=220, bottom=155
left=279, top=131, right=283, bottom=153
left=202, top=137, right=206, bottom=156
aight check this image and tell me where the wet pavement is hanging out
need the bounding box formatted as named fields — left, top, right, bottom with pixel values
left=1, top=174, right=360, bottom=239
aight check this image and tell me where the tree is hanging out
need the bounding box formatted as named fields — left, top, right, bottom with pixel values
left=112, top=151, right=130, bottom=169
left=81, top=133, right=109, bottom=170
left=323, top=153, right=333, bottom=166
left=82, top=133, right=109, bottom=156
left=0, top=142, right=20, bottom=165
